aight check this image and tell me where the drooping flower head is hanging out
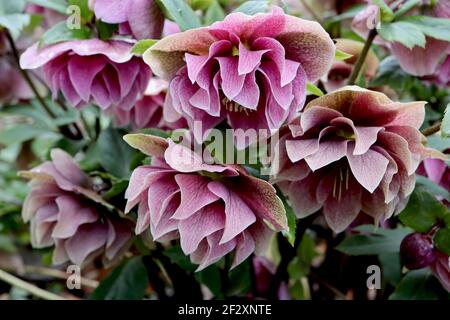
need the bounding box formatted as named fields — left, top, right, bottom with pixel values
left=21, top=149, right=133, bottom=268
left=20, top=39, right=151, bottom=111
left=144, top=6, right=335, bottom=148
left=124, top=134, right=287, bottom=270
left=91, top=0, right=164, bottom=40
left=272, top=86, right=443, bottom=232
left=111, top=77, right=187, bottom=130
left=322, top=38, right=379, bottom=92
left=353, top=0, right=450, bottom=76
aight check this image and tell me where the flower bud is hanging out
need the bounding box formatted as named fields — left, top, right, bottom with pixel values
left=400, top=233, right=436, bottom=270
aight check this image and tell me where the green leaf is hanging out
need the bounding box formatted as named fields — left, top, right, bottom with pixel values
left=68, top=0, right=93, bottom=21
left=435, top=228, right=450, bottom=256
left=233, top=0, right=270, bottom=15
left=370, top=56, right=416, bottom=91
left=389, top=269, right=440, bottom=300
left=416, top=175, right=450, bottom=202
left=379, top=252, right=402, bottom=285
left=0, top=14, right=31, bottom=39
left=399, top=15, right=450, bottom=43
left=90, top=257, right=148, bottom=300
left=195, top=265, right=222, bottom=297
left=26, top=0, right=68, bottom=14
left=306, top=83, right=324, bottom=97
left=158, top=0, right=201, bottom=31
left=132, top=39, right=158, bottom=56
left=0, top=124, right=49, bottom=146
left=399, top=187, right=449, bottom=233
left=288, top=233, right=317, bottom=279
left=0, top=234, right=16, bottom=253
left=276, top=188, right=296, bottom=246
left=335, top=49, right=353, bottom=61
left=204, top=0, right=225, bottom=25
left=442, top=103, right=450, bottom=138
left=163, top=245, right=197, bottom=272
left=378, top=21, right=426, bottom=49
left=227, top=259, right=251, bottom=296
left=96, top=20, right=118, bottom=40
left=426, top=135, right=450, bottom=152
left=97, top=128, right=136, bottom=179
left=372, top=0, right=394, bottom=22
left=40, top=21, right=91, bottom=46
left=336, top=225, right=411, bottom=255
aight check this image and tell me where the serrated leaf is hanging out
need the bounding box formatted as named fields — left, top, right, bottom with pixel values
left=442, top=103, right=450, bottom=138
left=233, top=0, right=269, bottom=15
left=336, top=225, right=410, bottom=255
left=132, top=39, right=158, bottom=56
left=40, top=21, right=91, bottom=46
left=306, top=83, right=324, bottom=97
left=378, top=21, right=426, bottom=49
left=399, top=15, right=450, bottom=43
left=90, top=257, right=148, bottom=300
left=158, top=0, right=201, bottom=31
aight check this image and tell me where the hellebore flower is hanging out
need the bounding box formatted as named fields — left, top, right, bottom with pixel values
left=111, top=77, right=187, bottom=130
left=20, top=39, right=151, bottom=110
left=21, top=149, right=133, bottom=267
left=322, top=38, right=379, bottom=92
left=272, top=86, right=443, bottom=232
left=124, top=134, right=288, bottom=270
left=353, top=1, right=450, bottom=76
left=143, top=6, right=335, bottom=148
left=91, top=0, right=164, bottom=40
left=432, top=252, right=450, bottom=292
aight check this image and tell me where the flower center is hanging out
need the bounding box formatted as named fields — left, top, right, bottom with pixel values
left=221, top=96, right=254, bottom=116
left=336, top=128, right=355, bottom=140
left=332, top=166, right=350, bottom=201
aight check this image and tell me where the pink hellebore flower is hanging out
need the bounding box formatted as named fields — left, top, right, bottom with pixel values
left=124, top=134, right=288, bottom=271
left=432, top=252, right=450, bottom=292
left=20, top=39, right=151, bottom=110
left=91, top=0, right=164, bottom=40
left=272, top=86, right=443, bottom=233
left=21, top=149, right=133, bottom=268
left=111, top=77, right=187, bottom=130
left=417, top=158, right=450, bottom=191
left=143, top=7, right=335, bottom=148
left=353, top=1, right=450, bottom=76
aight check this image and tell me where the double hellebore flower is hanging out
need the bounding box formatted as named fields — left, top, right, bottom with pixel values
left=143, top=6, right=335, bottom=148
left=124, top=134, right=287, bottom=270
left=322, top=38, right=379, bottom=92
left=111, top=77, right=187, bottom=130
left=91, top=0, right=164, bottom=40
left=21, top=149, right=133, bottom=268
left=272, top=87, right=443, bottom=232
left=20, top=39, right=151, bottom=111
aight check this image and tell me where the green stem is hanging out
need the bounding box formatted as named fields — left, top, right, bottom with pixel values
left=347, top=28, right=377, bottom=85
left=0, top=269, right=66, bottom=300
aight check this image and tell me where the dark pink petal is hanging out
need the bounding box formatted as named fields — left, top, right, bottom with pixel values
left=68, top=55, right=106, bottom=101
left=217, top=56, right=246, bottom=100
left=65, top=223, right=108, bottom=266
left=94, top=0, right=129, bottom=23
left=127, top=0, right=164, bottom=40
left=238, top=42, right=267, bottom=75
left=305, top=140, right=348, bottom=171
